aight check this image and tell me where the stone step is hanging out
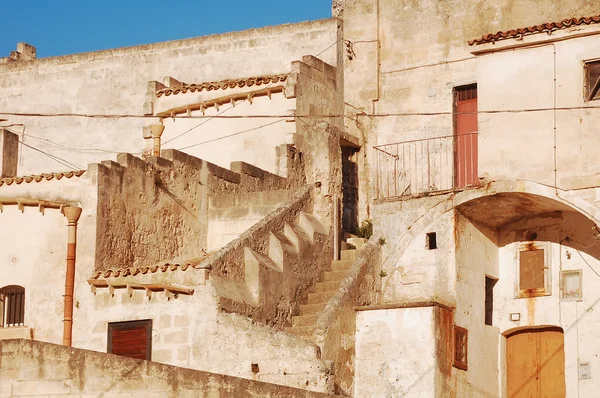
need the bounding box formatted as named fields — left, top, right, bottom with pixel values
left=347, top=237, right=367, bottom=250
left=299, top=303, right=327, bottom=315
left=284, top=222, right=311, bottom=252
left=292, top=314, right=318, bottom=327
left=284, top=326, right=314, bottom=337
left=341, top=249, right=359, bottom=261
left=313, top=280, right=342, bottom=293
left=307, top=291, right=335, bottom=305
left=323, top=270, right=348, bottom=282
left=297, top=212, right=328, bottom=242
left=331, top=259, right=353, bottom=271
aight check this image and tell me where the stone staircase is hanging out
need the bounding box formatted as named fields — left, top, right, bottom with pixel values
left=284, top=237, right=367, bottom=338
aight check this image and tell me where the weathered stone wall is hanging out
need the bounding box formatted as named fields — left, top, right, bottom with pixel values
left=0, top=19, right=340, bottom=175
left=94, top=149, right=296, bottom=272
left=0, top=339, right=337, bottom=397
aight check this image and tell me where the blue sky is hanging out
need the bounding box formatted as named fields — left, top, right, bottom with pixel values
left=0, top=0, right=331, bottom=58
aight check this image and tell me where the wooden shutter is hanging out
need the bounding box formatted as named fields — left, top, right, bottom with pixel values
left=107, top=320, right=152, bottom=360
left=520, top=249, right=545, bottom=291
left=0, top=285, right=25, bottom=327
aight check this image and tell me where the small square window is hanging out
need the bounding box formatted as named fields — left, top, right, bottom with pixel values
left=426, top=232, right=437, bottom=250
left=585, top=60, right=600, bottom=101
left=516, top=243, right=551, bottom=298
left=453, top=325, right=468, bottom=371
left=561, top=270, right=582, bottom=301
left=107, top=319, right=152, bottom=360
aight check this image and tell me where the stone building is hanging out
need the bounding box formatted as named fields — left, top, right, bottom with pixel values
left=1, top=1, right=600, bottom=397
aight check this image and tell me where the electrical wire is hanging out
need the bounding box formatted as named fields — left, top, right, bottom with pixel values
left=19, top=141, right=81, bottom=171
left=162, top=104, right=234, bottom=145
left=576, top=249, right=600, bottom=278
left=3, top=105, right=600, bottom=120
left=177, top=119, right=285, bottom=151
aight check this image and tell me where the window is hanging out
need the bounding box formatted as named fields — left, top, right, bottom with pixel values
left=560, top=270, right=582, bottom=301
left=485, top=277, right=497, bottom=326
left=585, top=60, right=600, bottom=101
left=453, top=325, right=468, bottom=370
left=517, top=243, right=551, bottom=298
left=426, top=232, right=437, bottom=250
left=0, top=285, right=25, bottom=327
left=107, top=320, right=152, bottom=360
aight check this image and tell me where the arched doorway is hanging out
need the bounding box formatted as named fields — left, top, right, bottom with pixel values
left=506, top=327, right=565, bottom=398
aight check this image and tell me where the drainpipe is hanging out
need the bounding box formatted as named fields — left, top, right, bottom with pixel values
left=150, top=123, right=165, bottom=156
left=62, top=206, right=82, bottom=347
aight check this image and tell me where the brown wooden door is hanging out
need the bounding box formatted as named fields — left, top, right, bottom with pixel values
left=507, top=328, right=566, bottom=398
left=454, top=85, right=478, bottom=188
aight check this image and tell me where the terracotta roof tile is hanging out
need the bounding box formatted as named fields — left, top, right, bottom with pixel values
left=468, top=14, right=600, bottom=45
left=0, top=170, right=86, bottom=187
left=155, top=74, right=288, bottom=98
left=91, top=256, right=210, bottom=280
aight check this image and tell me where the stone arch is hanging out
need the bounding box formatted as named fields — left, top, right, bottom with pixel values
left=380, top=179, right=600, bottom=296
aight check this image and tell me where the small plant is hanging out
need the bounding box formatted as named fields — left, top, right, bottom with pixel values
left=378, top=237, right=387, bottom=246
left=355, top=219, right=373, bottom=239
left=379, top=270, right=388, bottom=278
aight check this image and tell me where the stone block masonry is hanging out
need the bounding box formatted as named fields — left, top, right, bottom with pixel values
left=0, top=339, right=339, bottom=397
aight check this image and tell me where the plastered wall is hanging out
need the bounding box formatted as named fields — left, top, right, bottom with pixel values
left=0, top=173, right=97, bottom=346
left=477, top=29, right=600, bottom=188
left=354, top=307, right=437, bottom=397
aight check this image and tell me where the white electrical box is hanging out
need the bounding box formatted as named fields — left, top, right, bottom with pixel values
left=579, top=362, right=591, bottom=379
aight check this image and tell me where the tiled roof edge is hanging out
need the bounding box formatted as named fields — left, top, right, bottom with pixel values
left=468, top=15, right=600, bottom=46
left=91, top=257, right=211, bottom=280
left=156, top=74, right=288, bottom=98
left=0, top=170, right=86, bottom=187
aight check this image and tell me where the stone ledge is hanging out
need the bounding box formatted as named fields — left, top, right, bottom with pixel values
left=0, top=339, right=339, bottom=397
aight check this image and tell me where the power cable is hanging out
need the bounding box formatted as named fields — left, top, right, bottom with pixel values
left=19, top=141, right=81, bottom=171
left=177, top=119, right=285, bottom=151
left=4, top=105, right=600, bottom=120
left=576, top=249, right=600, bottom=278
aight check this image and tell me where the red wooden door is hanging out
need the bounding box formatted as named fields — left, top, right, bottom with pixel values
left=455, top=86, right=478, bottom=188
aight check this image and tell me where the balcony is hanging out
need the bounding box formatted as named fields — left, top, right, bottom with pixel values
left=374, top=133, right=478, bottom=199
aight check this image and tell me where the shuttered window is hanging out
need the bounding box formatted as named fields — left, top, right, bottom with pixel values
left=585, top=61, right=600, bottom=101
left=517, top=243, right=551, bottom=298
left=0, top=285, right=25, bottom=327
left=107, top=320, right=152, bottom=360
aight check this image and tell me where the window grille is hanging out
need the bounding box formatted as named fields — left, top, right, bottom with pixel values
left=0, top=285, right=25, bottom=327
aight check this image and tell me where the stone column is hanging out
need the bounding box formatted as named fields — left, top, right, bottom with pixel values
left=0, top=129, right=19, bottom=178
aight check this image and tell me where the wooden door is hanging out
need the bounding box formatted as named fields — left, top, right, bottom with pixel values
left=507, top=328, right=566, bottom=398
left=454, top=85, right=478, bottom=188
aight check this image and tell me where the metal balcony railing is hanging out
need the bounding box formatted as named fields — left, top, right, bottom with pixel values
left=374, top=132, right=478, bottom=199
